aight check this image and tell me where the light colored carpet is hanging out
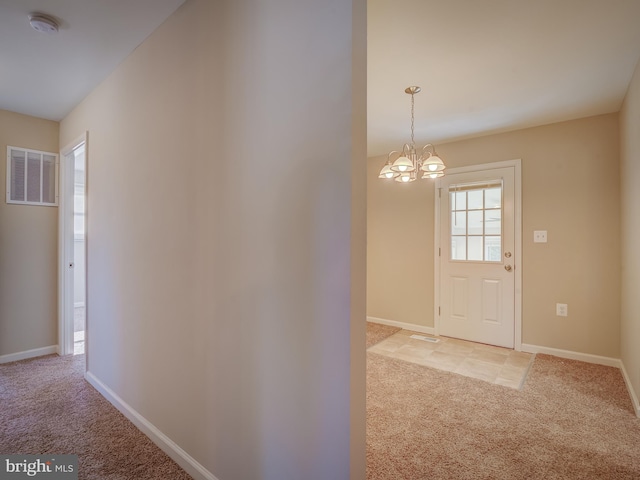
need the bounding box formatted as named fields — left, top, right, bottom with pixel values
left=4, top=341, right=638, bottom=479
left=0, top=354, right=192, bottom=480
left=366, top=322, right=402, bottom=348
left=367, top=351, right=640, bottom=479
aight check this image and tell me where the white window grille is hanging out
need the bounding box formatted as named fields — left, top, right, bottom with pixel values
left=6, top=146, right=58, bottom=206
left=449, top=180, right=503, bottom=262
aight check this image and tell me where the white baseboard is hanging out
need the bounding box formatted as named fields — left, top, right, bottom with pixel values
left=85, top=371, right=219, bottom=480
left=0, top=345, right=58, bottom=364
left=520, top=343, right=621, bottom=368
left=620, top=361, right=640, bottom=418
left=367, top=316, right=435, bottom=335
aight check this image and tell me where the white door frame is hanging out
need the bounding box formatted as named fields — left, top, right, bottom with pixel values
left=58, top=133, right=88, bottom=356
left=434, top=159, right=522, bottom=350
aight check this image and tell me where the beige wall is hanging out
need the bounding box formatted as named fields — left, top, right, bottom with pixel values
left=0, top=109, right=59, bottom=358
left=620, top=59, right=640, bottom=407
left=60, top=0, right=366, bottom=478
left=368, top=113, right=621, bottom=358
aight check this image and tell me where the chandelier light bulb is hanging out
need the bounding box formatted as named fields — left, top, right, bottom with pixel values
left=378, top=164, right=397, bottom=179
left=390, top=155, right=414, bottom=173
left=423, top=171, right=444, bottom=179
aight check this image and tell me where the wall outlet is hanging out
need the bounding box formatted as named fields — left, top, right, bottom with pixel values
left=556, top=303, right=568, bottom=317
left=534, top=230, right=548, bottom=243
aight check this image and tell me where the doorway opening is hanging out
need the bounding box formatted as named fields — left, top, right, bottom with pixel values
left=59, top=135, right=87, bottom=356
left=72, top=144, right=86, bottom=354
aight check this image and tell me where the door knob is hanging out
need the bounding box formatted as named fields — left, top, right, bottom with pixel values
left=504, top=264, right=512, bottom=272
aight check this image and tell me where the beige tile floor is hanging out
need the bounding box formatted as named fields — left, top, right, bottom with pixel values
left=368, top=329, right=534, bottom=389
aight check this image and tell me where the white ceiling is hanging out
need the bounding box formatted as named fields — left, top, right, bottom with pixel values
left=368, top=0, right=640, bottom=156
left=0, top=0, right=186, bottom=121
left=1, top=1, right=639, bottom=157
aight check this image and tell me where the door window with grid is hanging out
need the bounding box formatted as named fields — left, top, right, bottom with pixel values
left=450, top=180, right=502, bottom=262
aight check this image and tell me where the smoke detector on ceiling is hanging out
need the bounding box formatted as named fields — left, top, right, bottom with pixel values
left=29, top=13, right=59, bottom=34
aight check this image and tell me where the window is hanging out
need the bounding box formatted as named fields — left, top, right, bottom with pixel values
left=450, top=180, right=502, bottom=262
left=6, top=146, right=58, bottom=206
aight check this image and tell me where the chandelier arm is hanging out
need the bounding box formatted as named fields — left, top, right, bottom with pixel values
left=387, top=150, right=401, bottom=163
left=421, top=144, right=436, bottom=155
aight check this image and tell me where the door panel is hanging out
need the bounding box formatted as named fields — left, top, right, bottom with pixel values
left=439, top=167, right=515, bottom=348
left=482, top=278, right=501, bottom=324
left=451, top=276, right=468, bottom=319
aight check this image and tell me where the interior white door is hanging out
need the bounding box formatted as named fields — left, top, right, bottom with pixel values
left=59, top=136, right=86, bottom=356
left=438, top=166, right=515, bottom=348
left=59, top=150, right=76, bottom=355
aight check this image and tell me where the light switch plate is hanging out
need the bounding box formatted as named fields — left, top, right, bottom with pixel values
left=534, top=230, right=547, bottom=243
left=556, top=303, right=568, bottom=317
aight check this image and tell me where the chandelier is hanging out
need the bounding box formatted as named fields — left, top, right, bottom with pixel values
left=378, top=86, right=446, bottom=182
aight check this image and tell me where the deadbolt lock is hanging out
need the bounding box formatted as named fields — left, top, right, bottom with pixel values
left=505, top=251, right=512, bottom=258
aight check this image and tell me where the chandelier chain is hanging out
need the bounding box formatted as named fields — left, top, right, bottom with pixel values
left=410, top=92, right=415, bottom=148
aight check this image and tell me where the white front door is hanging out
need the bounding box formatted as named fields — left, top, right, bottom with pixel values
left=438, top=165, right=516, bottom=348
